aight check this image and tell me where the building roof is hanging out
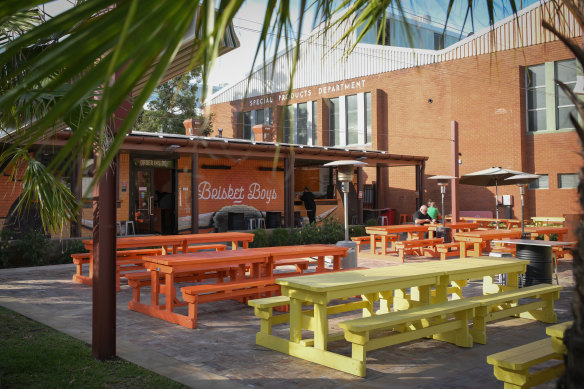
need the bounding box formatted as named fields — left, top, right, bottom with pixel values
left=49, top=130, right=427, bottom=167
left=206, top=0, right=581, bottom=106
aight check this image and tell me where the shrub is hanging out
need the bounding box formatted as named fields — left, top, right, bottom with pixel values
left=365, top=218, right=378, bottom=226
left=321, top=217, right=344, bottom=243
left=270, top=228, right=290, bottom=247
left=349, top=225, right=366, bottom=237
left=250, top=229, right=270, bottom=248
left=298, top=223, right=321, bottom=244
left=0, top=229, right=48, bottom=268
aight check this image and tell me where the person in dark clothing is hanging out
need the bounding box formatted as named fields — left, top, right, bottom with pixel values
left=299, top=186, right=317, bottom=224
left=413, top=205, right=434, bottom=225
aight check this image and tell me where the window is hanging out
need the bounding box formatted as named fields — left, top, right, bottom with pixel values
left=312, top=101, right=318, bottom=145
left=328, top=93, right=372, bottom=146
left=558, top=173, right=578, bottom=189
left=528, top=174, right=549, bottom=189
left=526, top=64, right=546, bottom=132
left=297, top=103, right=308, bottom=145
left=242, top=108, right=273, bottom=140
left=365, top=92, right=372, bottom=144
left=242, top=111, right=252, bottom=139
left=556, top=59, right=578, bottom=130
left=283, top=105, right=294, bottom=143
left=329, top=97, right=340, bottom=146
left=346, top=94, right=359, bottom=145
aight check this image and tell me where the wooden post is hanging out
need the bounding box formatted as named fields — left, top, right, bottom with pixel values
left=284, top=154, right=295, bottom=227
left=451, top=121, right=460, bottom=222
left=191, top=152, right=199, bottom=234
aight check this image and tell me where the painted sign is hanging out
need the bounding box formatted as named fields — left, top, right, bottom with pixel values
left=198, top=158, right=284, bottom=214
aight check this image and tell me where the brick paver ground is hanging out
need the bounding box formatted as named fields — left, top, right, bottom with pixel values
left=0, top=248, right=575, bottom=388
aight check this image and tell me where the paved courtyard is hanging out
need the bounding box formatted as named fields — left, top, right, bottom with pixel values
left=0, top=251, right=575, bottom=389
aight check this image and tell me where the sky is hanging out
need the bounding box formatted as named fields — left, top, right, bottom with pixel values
left=206, top=0, right=541, bottom=90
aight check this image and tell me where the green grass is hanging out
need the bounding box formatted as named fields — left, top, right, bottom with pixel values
left=0, top=306, right=188, bottom=389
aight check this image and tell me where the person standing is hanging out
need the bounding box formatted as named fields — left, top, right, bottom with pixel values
left=299, top=186, right=317, bottom=224
left=427, top=201, right=440, bottom=221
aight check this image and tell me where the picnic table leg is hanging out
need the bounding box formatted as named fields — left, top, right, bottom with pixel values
left=362, top=293, right=378, bottom=317
left=151, top=270, right=160, bottom=307
left=381, top=236, right=387, bottom=255
left=165, top=273, right=175, bottom=312
left=316, top=256, right=325, bottom=272
left=242, top=241, right=249, bottom=249
left=289, top=298, right=303, bottom=343
left=378, top=291, right=393, bottom=314
left=89, top=253, right=94, bottom=281
left=332, top=255, right=341, bottom=270
left=370, top=234, right=375, bottom=254
left=393, top=289, right=411, bottom=310
left=313, top=303, right=328, bottom=350
left=459, top=242, right=467, bottom=258
left=410, top=285, right=431, bottom=306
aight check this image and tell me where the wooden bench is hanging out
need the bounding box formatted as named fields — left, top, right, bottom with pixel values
left=394, top=238, right=444, bottom=262
left=248, top=295, right=292, bottom=334
left=468, top=284, right=562, bottom=344
left=436, top=242, right=481, bottom=260
left=181, top=278, right=282, bottom=328
left=125, top=264, right=239, bottom=304
left=351, top=236, right=381, bottom=253
left=487, top=338, right=564, bottom=389
left=338, top=299, right=480, bottom=377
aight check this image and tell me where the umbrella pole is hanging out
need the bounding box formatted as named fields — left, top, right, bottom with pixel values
left=520, top=185, right=525, bottom=235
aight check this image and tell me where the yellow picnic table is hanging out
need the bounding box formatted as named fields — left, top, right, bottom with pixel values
left=255, top=257, right=527, bottom=376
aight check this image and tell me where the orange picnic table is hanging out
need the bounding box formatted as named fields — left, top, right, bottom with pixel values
left=130, top=249, right=273, bottom=328
left=83, top=232, right=254, bottom=254
left=130, top=244, right=348, bottom=328
left=263, top=244, right=348, bottom=272
left=459, top=217, right=521, bottom=229
left=365, top=225, right=429, bottom=255
left=521, top=226, right=568, bottom=241
left=453, top=229, right=523, bottom=257
left=78, top=232, right=255, bottom=285
left=427, top=222, right=479, bottom=238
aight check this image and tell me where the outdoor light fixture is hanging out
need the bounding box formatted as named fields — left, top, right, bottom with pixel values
left=574, top=75, right=584, bottom=95
left=323, top=160, right=368, bottom=242
left=505, top=173, right=540, bottom=235
left=165, top=144, right=180, bottom=152
left=428, top=175, right=457, bottom=227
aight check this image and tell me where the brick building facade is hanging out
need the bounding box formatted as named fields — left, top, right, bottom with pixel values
left=206, top=1, right=582, bottom=222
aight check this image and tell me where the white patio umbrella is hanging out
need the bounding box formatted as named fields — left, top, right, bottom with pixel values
left=459, top=167, right=526, bottom=228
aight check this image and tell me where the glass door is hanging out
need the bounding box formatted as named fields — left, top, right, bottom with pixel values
left=134, top=168, right=154, bottom=234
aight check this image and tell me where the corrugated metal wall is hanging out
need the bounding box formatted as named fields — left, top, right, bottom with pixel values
left=207, top=0, right=581, bottom=105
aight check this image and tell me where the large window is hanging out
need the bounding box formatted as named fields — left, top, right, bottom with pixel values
left=526, top=64, right=546, bottom=132
left=328, top=93, right=372, bottom=147
left=526, top=59, right=580, bottom=133
left=556, top=59, right=578, bottom=130
left=242, top=108, right=273, bottom=140
left=282, top=102, right=317, bottom=145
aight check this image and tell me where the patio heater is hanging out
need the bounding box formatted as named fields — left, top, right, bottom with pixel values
left=323, top=160, right=368, bottom=241
left=504, top=173, right=540, bottom=236
left=428, top=175, right=457, bottom=227
left=323, top=160, right=368, bottom=268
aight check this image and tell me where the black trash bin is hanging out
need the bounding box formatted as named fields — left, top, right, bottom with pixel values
left=517, top=244, right=553, bottom=286
left=227, top=212, right=245, bottom=230
left=266, top=212, right=282, bottom=229
left=435, top=226, right=452, bottom=243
